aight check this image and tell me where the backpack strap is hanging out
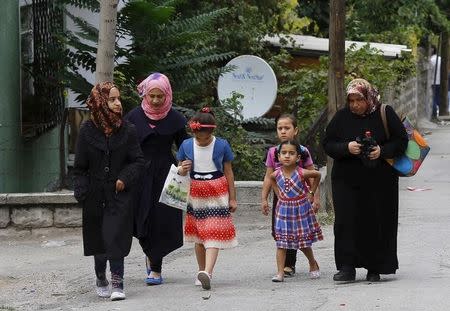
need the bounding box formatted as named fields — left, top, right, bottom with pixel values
left=380, top=104, right=390, bottom=140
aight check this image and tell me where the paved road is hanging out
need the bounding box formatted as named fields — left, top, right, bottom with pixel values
left=1, top=123, right=450, bottom=311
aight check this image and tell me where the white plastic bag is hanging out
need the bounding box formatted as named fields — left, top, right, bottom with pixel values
left=159, top=164, right=190, bottom=210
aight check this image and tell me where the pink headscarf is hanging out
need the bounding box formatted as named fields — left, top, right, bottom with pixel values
left=137, top=72, right=173, bottom=122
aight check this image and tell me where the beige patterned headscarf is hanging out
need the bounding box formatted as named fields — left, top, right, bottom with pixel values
left=346, top=78, right=381, bottom=116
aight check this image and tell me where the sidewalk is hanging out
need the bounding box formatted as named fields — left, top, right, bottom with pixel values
left=1, top=123, right=450, bottom=311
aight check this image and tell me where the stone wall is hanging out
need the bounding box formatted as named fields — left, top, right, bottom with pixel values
left=384, top=51, right=432, bottom=126
left=0, top=192, right=81, bottom=229
left=0, top=170, right=329, bottom=232
left=0, top=183, right=266, bottom=231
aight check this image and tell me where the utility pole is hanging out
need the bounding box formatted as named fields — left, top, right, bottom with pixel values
left=325, top=0, right=346, bottom=212
left=439, top=31, right=449, bottom=116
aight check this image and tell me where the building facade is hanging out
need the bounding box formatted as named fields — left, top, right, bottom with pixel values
left=0, top=1, right=63, bottom=193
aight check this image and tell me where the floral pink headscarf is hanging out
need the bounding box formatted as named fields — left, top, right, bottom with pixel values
left=137, top=72, right=173, bottom=122
left=346, top=78, right=381, bottom=116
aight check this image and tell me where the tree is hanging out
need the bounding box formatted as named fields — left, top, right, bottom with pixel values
left=59, top=0, right=234, bottom=108
left=115, top=1, right=235, bottom=108
left=346, top=0, right=448, bottom=48
left=326, top=0, right=346, bottom=212
left=95, top=0, right=119, bottom=83
left=296, top=0, right=330, bottom=37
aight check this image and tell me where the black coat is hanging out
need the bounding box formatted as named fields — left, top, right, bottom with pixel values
left=73, top=120, right=144, bottom=259
left=322, top=105, right=408, bottom=274
left=126, top=107, right=189, bottom=259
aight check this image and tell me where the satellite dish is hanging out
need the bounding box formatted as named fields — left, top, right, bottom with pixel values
left=217, top=55, right=278, bottom=119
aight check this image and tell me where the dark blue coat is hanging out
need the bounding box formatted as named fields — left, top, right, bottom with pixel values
left=126, top=107, right=189, bottom=259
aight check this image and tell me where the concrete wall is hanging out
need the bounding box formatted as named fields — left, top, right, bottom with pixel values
left=0, top=1, right=21, bottom=192
left=0, top=2, right=62, bottom=193
left=384, top=50, right=432, bottom=126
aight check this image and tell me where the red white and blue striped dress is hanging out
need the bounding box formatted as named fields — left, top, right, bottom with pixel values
left=184, top=171, right=237, bottom=248
left=274, top=167, right=323, bottom=249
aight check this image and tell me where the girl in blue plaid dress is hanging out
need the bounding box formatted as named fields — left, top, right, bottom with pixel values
left=269, top=140, right=323, bottom=282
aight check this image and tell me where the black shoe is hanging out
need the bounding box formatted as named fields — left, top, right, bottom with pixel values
left=283, top=266, right=296, bottom=277
left=366, top=272, right=380, bottom=282
left=333, top=270, right=356, bottom=282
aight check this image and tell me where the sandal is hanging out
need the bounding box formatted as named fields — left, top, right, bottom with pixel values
left=309, top=261, right=320, bottom=279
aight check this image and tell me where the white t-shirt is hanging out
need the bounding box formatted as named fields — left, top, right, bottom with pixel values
left=193, top=136, right=217, bottom=172
left=430, top=54, right=441, bottom=85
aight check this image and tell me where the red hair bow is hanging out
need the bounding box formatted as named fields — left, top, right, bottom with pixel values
left=189, top=121, right=202, bottom=130
left=188, top=121, right=216, bottom=131
left=201, top=107, right=211, bottom=113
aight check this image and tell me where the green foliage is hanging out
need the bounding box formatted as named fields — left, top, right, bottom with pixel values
left=53, top=2, right=99, bottom=102
left=270, top=50, right=328, bottom=134
left=113, top=70, right=141, bottom=114
left=346, top=0, right=449, bottom=47
left=271, top=44, right=416, bottom=137
left=344, top=44, right=416, bottom=94
left=175, top=0, right=281, bottom=56
left=116, top=1, right=236, bottom=107
left=296, top=0, right=329, bottom=37
left=58, top=0, right=236, bottom=105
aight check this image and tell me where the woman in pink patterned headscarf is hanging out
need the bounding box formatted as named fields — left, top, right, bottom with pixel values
left=137, top=72, right=173, bottom=125
left=126, top=72, right=191, bottom=286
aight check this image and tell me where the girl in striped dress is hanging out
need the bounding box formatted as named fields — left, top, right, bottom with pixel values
left=269, top=140, right=323, bottom=282
left=176, top=107, right=238, bottom=290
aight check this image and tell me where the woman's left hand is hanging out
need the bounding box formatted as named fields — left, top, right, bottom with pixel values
left=369, top=145, right=381, bottom=160
left=229, top=199, right=237, bottom=213
left=116, top=179, right=125, bottom=193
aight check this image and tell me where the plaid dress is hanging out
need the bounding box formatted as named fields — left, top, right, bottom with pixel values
left=274, top=167, right=323, bottom=249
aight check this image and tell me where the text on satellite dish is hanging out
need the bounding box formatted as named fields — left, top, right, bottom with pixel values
left=232, top=67, right=264, bottom=81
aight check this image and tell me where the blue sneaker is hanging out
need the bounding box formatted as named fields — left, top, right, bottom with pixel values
left=145, top=275, right=163, bottom=285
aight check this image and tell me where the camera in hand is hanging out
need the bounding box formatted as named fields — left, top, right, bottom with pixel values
left=356, top=130, right=377, bottom=168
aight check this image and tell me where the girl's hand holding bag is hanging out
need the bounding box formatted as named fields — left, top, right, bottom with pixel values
left=159, top=164, right=191, bottom=210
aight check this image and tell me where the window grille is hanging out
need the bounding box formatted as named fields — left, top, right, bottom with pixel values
left=20, top=0, right=65, bottom=139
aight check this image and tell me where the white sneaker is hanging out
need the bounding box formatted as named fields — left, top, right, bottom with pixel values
left=96, top=285, right=110, bottom=298
left=110, top=288, right=126, bottom=301
left=195, top=278, right=202, bottom=286
left=96, top=278, right=110, bottom=298
left=197, top=271, right=211, bottom=290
